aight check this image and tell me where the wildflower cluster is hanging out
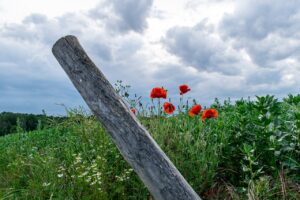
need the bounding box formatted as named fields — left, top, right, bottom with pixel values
left=131, top=84, right=218, bottom=121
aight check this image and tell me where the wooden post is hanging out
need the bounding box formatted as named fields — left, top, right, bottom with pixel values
left=52, top=35, right=201, bottom=200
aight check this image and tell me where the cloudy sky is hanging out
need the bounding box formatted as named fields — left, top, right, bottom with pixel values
left=0, top=0, right=299, bottom=115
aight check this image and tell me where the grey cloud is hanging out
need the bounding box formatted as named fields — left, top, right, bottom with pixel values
left=221, top=1, right=300, bottom=40
left=0, top=85, right=84, bottom=114
left=162, top=21, right=245, bottom=75
left=90, top=0, right=153, bottom=33
left=0, top=61, right=85, bottom=114
left=220, top=0, right=300, bottom=66
left=114, top=35, right=143, bottom=59
left=0, top=34, right=84, bottom=114
left=245, top=68, right=282, bottom=85
left=0, top=13, right=92, bottom=114
left=88, top=43, right=112, bottom=61
left=151, top=64, right=201, bottom=93
left=111, top=0, right=153, bottom=32
left=2, top=12, right=91, bottom=46
left=0, top=9, right=150, bottom=114
left=23, top=13, right=48, bottom=24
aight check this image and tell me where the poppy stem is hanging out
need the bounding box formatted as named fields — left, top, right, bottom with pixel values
left=179, top=95, right=183, bottom=114
left=151, top=98, right=155, bottom=116
left=158, top=98, right=161, bottom=117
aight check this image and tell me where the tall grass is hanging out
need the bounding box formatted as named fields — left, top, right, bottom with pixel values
left=0, top=94, right=300, bottom=199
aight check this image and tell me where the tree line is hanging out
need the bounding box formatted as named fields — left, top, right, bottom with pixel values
left=0, top=112, right=65, bottom=136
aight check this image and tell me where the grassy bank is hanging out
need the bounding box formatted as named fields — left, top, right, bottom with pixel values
left=0, top=95, right=299, bottom=199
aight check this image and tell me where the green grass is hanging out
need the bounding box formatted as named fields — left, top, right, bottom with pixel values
left=0, top=95, right=300, bottom=199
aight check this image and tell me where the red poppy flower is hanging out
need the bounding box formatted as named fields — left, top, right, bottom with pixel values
left=150, top=87, right=167, bottom=99
left=188, top=104, right=202, bottom=117
left=202, top=109, right=218, bottom=121
left=163, top=102, right=175, bottom=114
left=130, top=108, right=136, bottom=115
left=179, top=84, right=191, bottom=95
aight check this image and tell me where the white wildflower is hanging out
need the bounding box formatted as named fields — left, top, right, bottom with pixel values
left=42, top=182, right=51, bottom=187
left=57, top=174, right=64, bottom=178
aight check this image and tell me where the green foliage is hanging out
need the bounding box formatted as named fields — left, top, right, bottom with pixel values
left=0, top=95, right=299, bottom=199
left=0, top=109, right=148, bottom=200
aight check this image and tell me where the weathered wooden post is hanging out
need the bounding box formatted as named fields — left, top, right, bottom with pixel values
left=52, top=35, right=201, bottom=200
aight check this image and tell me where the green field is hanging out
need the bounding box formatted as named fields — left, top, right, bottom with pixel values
left=0, top=95, right=300, bottom=199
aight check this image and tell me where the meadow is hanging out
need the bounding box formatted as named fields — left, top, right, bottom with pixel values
left=0, top=86, right=299, bottom=199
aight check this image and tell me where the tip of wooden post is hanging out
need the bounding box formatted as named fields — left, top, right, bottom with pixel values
left=52, top=35, right=78, bottom=54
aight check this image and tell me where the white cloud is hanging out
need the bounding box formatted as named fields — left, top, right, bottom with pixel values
left=0, top=0, right=99, bottom=24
